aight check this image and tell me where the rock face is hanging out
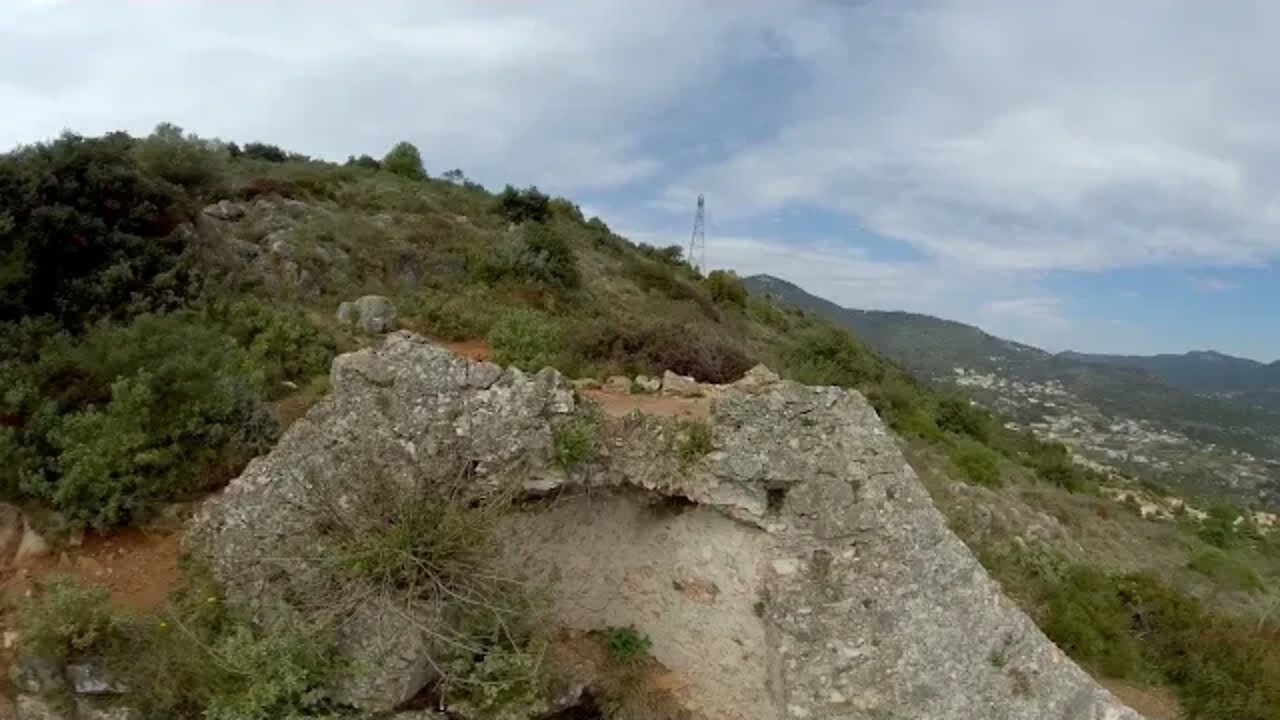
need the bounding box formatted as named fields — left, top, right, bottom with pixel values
left=189, top=333, right=1143, bottom=719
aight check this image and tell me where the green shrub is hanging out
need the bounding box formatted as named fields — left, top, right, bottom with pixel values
left=785, top=323, right=883, bottom=389
left=487, top=309, right=562, bottom=370
left=634, top=243, right=685, bottom=266
left=604, top=625, right=653, bottom=665
left=1199, top=505, right=1242, bottom=549
left=442, top=642, right=549, bottom=720
left=935, top=396, right=991, bottom=441
left=641, top=324, right=752, bottom=384
left=673, top=420, right=713, bottom=467
left=204, top=300, right=335, bottom=397
left=241, top=142, right=289, bottom=163
left=382, top=140, right=427, bottom=181
left=1041, top=565, right=1145, bottom=679
left=0, top=130, right=190, bottom=328
left=553, top=418, right=597, bottom=470
left=478, top=224, right=581, bottom=290
left=133, top=122, right=229, bottom=199
left=621, top=257, right=717, bottom=319
left=949, top=440, right=1002, bottom=487
left=495, top=185, right=550, bottom=224
left=17, top=577, right=337, bottom=720
left=1187, top=548, right=1264, bottom=592
left=704, top=270, right=747, bottom=307
left=15, top=314, right=274, bottom=528
left=16, top=579, right=127, bottom=664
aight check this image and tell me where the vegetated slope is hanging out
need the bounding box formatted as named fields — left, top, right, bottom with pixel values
left=746, top=273, right=1280, bottom=509
left=1, top=127, right=1278, bottom=719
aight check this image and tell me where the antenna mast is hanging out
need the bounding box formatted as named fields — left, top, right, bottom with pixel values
left=688, top=193, right=706, bottom=271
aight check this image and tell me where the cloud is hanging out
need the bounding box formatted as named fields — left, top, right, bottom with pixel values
left=1190, top=276, right=1241, bottom=292
left=672, top=1, right=1280, bottom=272
left=0, top=1, right=779, bottom=193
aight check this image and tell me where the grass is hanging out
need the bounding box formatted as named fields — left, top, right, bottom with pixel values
left=552, top=417, right=598, bottom=471
left=604, top=625, right=653, bottom=666
left=673, top=420, right=713, bottom=467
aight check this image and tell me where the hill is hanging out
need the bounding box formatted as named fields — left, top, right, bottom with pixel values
left=1, top=127, right=1278, bottom=719
left=1062, top=350, right=1280, bottom=411
left=745, top=274, right=1280, bottom=508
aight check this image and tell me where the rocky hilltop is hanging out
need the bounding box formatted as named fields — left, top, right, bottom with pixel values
left=185, top=333, right=1141, bottom=720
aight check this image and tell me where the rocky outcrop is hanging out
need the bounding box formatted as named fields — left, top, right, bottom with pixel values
left=189, top=333, right=1144, bottom=719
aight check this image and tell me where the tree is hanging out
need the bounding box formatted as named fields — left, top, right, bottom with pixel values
left=382, top=141, right=426, bottom=181
left=345, top=154, right=381, bottom=170
left=495, top=185, right=550, bottom=224
left=442, top=168, right=466, bottom=184
left=241, top=142, right=288, bottom=163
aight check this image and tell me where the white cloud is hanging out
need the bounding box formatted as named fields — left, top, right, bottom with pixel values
left=674, top=1, right=1280, bottom=272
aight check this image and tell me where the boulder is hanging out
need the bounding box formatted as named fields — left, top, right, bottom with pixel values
left=190, top=334, right=1144, bottom=720
left=13, top=521, right=51, bottom=565
left=11, top=653, right=64, bottom=694
left=633, top=374, right=660, bottom=393
left=201, top=200, right=244, bottom=222
left=660, top=370, right=702, bottom=397
left=336, top=295, right=397, bottom=334
left=66, top=658, right=125, bottom=695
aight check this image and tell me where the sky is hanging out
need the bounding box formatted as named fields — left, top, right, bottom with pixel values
left=4, top=1, right=1280, bottom=360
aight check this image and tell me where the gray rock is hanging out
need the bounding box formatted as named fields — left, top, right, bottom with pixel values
left=633, top=374, right=660, bottom=393
left=660, top=369, right=702, bottom=397
left=202, top=200, right=244, bottom=222
left=11, top=654, right=64, bottom=694
left=189, top=333, right=573, bottom=711
left=65, top=658, right=125, bottom=695
left=14, top=520, right=51, bottom=564
left=335, top=295, right=397, bottom=334
left=15, top=694, right=68, bottom=720
left=190, top=334, right=1144, bottom=720
left=73, top=698, right=137, bottom=720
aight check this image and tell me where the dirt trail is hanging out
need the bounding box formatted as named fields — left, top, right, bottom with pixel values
left=581, top=389, right=710, bottom=420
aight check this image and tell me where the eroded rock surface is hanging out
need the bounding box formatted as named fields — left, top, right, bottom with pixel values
left=189, top=332, right=1143, bottom=719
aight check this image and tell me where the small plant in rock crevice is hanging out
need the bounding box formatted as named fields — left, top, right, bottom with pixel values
left=553, top=417, right=598, bottom=471
left=673, top=420, right=713, bottom=468
left=604, top=625, right=653, bottom=666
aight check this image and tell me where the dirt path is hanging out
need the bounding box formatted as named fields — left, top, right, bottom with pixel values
left=581, top=389, right=710, bottom=420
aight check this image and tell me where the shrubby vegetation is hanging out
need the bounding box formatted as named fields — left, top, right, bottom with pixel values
left=381, top=140, right=427, bottom=181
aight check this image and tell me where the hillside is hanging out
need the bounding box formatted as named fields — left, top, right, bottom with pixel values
left=746, top=274, right=1280, bottom=509
left=2, top=127, right=1279, bottom=719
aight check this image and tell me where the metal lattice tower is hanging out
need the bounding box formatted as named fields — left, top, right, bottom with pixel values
left=688, top=193, right=706, bottom=271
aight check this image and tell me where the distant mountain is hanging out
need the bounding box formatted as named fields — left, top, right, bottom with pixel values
left=1061, top=350, right=1280, bottom=409
left=745, top=273, right=1280, bottom=507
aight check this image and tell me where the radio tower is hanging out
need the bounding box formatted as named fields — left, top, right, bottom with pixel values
left=688, top=193, right=706, bottom=271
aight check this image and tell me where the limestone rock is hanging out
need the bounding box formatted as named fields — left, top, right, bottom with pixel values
left=633, top=374, right=660, bottom=393
left=73, top=698, right=138, bottom=720
left=66, top=658, right=125, bottom=695
left=201, top=200, right=244, bottom=222
left=188, top=333, right=574, bottom=711
left=336, top=295, right=398, bottom=334
left=13, top=521, right=51, bottom=564
left=11, top=654, right=64, bottom=694
left=570, top=377, right=601, bottom=391
left=190, top=333, right=1144, bottom=720
left=660, top=369, right=702, bottom=397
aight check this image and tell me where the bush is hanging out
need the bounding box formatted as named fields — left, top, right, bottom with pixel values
left=604, top=625, right=653, bottom=665
left=487, top=309, right=562, bottom=370
left=13, top=314, right=274, bottom=528
left=133, top=123, right=229, bottom=199
left=241, top=142, right=289, bottom=163
left=949, top=440, right=1002, bottom=487
left=704, top=270, right=747, bottom=307
left=1187, top=548, right=1264, bottom=592
left=553, top=418, right=597, bottom=470
left=1199, top=505, right=1242, bottom=549
left=17, top=577, right=337, bottom=719
left=621, top=257, right=717, bottom=319
left=635, top=243, right=685, bottom=266
left=478, top=224, right=581, bottom=291
left=405, top=286, right=503, bottom=341
left=0, top=130, right=190, bottom=328
left=640, top=324, right=752, bottom=384
left=935, top=396, right=991, bottom=441
left=495, top=185, right=550, bottom=224
left=382, top=141, right=427, bottom=181
left=785, top=323, right=883, bottom=389
left=1041, top=565, right=1145, bottom=679
left=204, top=300, right=335, bottom=397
